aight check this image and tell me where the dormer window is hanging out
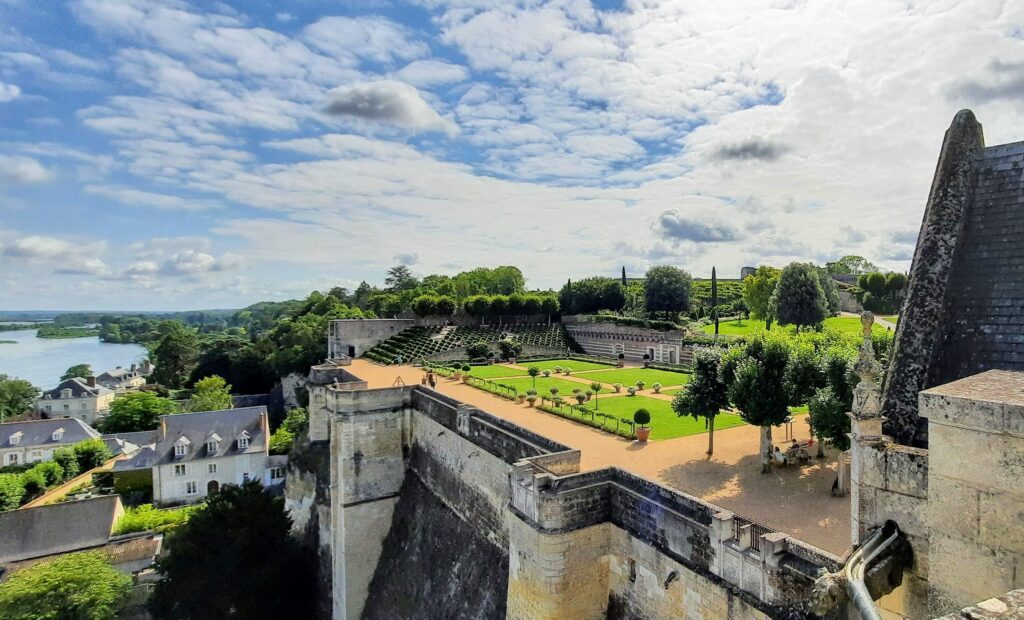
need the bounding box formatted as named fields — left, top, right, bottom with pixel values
left=236, top=430, right=250, bottom=451
left=51, top=428, right=64, bottom=441
left=206, top=433, right=222, bottom=455
left=9, top=432, right=22, bottom=446
left=173, top=436, right=191, bottom=459
left=60, top=389, right=72, bottom=399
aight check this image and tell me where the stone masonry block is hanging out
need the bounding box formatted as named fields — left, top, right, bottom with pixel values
left=921, top=391, right=1005, bottom=432
left=978, top=489, right=1024, bottom=555
left=927, top=475, right=980, bottom=541
left=929, top=530, right=1018, bottom=610
left=873, top=488, right=929, bottom=538
left=1006, top=402, right=1024, bottom=437
left=856, top=443, right=889, bottom=490
left=928, top=423, right=1024, bottom=492
left=883, top=445, right=929, bottom=499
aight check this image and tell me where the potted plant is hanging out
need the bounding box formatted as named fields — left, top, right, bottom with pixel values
left=453, top=366, right=463, bottom=381
left=636, top=380, right=646, bottom=391
left=652, top=382, right=662, bottom=394
left=634, top=408, right=651, bottom=442
left=462, top=364, right=472, bottom=382
left=612, top=383, right=623, bottom=393
left=549, top=387, right=560, bottom=399
left=585, top=389, right=594, bottom=401
left=526, top=394, right=538, bottom=407
left=527, top=366, right=540, bottom=388
left=643, top=353, right=651, bottom=368
left=517, top=393, right=526, bottom=404
left=627, top=386, right=637, bottom=396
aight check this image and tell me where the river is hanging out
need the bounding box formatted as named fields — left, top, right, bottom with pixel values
left=0, top=328, right=149, bottom=389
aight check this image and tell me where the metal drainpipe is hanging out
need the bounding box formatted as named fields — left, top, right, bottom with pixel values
left=844, top=523, right=902, bottom=620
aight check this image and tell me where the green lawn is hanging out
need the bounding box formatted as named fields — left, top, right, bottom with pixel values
left=575, top=367, right=691, bottom=389
left=579, top=395, right=745, bottom=441
left=491, top=375, right=592, bottom=397
left=517, top=358, right=617, bottom=373
left=702, top=316, right=886, bottom=337
left=464, top=364, right=528, bottom=379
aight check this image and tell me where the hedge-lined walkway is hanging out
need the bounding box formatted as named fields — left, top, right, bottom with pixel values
left=350, top=360, right=850, bottom=555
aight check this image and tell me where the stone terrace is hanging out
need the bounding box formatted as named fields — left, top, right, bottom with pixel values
left=349, top=359, right=851, bottom=555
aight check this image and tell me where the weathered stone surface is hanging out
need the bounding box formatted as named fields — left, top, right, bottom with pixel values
left=362, top=474, right=509, bottom=620
left=931, top=588, right=1024, bottom=619
left=881, top=110, right=986, bottom=447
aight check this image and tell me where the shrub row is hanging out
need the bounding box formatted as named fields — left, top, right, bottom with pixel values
left=114, top=503, right=199, bottom=535
left=578, top=314, right=684, bottom=332
left=536, top=401, right=636, bottom=440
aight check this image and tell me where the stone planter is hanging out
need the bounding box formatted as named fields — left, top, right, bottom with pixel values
left=635, top=427, right=651, bottom=442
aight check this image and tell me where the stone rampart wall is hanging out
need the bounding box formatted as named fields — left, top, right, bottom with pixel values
left=328, top=319, right=415, bottom=358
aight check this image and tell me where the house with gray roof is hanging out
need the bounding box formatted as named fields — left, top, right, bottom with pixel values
left=0, top=418, right=100, bottom=467
left=0, top=496, right=123, bottom=564
left=116, top=406, right=285, bottom=506
left=36, top=377, right=115, bottom=425
left=95, top=364, right=148, bottom=392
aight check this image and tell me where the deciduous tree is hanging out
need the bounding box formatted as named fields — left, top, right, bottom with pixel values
left=643, top=266, right=691, bottom=319
left=742, top=266, right=780, bottom=329
left=0, top=551, right=132, bottom=620
left=772, top=263, right=827, bottom=329
left=0, top=375, right=38, bottom=423
left=672, top=347, right=729, bottom=455
left=723, top=338, right=792, bottom=473
left=187, top=376, right=233, bottom=412
left=61, top=364, right=93, bottom=381
left=101, top=392, right=179, bottom=433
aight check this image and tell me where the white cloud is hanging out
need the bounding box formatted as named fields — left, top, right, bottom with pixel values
left=85, top=184, right=222, bottom=211
left=0, top=82, right=19, bottom=102
left=393, top=59, right=469, bottom=87
left=303, top=16, right=428, bottom=65
left=323, top=80, right=458, bottom=135
left=0, top=156, right=51, bottom=184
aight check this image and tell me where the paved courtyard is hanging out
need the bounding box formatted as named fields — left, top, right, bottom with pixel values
left=350, top=359, right=852, bottom=556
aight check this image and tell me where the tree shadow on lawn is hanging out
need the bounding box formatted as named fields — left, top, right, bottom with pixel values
left=655, top=449, right=843, bottom=516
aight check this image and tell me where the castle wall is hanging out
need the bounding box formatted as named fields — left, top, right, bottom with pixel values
left=328, top=319, right=415, bottom=358
left=563, top=321, right=690, bottom=365
left=919, top=371, right=1024, bottom=616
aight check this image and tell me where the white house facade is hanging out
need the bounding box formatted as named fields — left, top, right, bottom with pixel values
left=36, top=377, right=115, bottom=425
left=119, top=406, right=284, bottom=506
left=0, top=418, right=101, bottom=467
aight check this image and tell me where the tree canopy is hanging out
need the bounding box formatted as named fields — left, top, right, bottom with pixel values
left=723, top=337, right=793, bottom=473
left=643, top=266, right=692, bottom=319
left=61, top=364, right=93, bottom=381
left=0, top=551, right=132, bottom=620
left=150, top=322, right=200, bottom=389
left=0, top=375, right=38, bottom=423
left=826, top=255, right=879, bottom=275
left=101, top=391, right=179, bottom=433
left=150, top=482, right=315, bottom=620
left=671, top=347, right=729, bottom=455
left=741, top=266, right=781, bottom=327
left=558, top=277, right=625, bottom=315
left=186, top=376, right=233, bottom=412
left=772, top=262, right=827, bottom=328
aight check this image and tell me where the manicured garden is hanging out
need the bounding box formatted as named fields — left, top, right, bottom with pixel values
left=514, top=358, right=617, bottom=373
left=495, top=375, right=594, bottom=397
left=580, top=395, right=745, bottom=441
left=464, top=364, right=528, bottom=379
left=701, top=316, right=886, bottom=337
left=575, top=367, right=691, bottom=389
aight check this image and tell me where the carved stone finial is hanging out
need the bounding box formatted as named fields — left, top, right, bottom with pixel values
left=852, top=312, right=882, bottom=420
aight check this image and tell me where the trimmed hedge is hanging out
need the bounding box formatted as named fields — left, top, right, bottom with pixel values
left=537, top=401, right=636, bottom=439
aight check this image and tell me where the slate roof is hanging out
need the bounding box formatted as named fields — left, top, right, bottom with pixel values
left=39, top=377, right=113, bottom=399
left=102, top=430, right=157, bottom=456
left=113, top=445, right=156, bottom=471
left=0, top=418, right=100, bottom=449
left=0, top=496, right=121, bottom=563
left=152, top=406, right=269, bottom=466
left=881, top=111, right=1024, bottom=446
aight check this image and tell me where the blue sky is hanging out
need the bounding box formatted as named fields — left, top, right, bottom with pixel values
left=1, top=0, right=1023, bottom=310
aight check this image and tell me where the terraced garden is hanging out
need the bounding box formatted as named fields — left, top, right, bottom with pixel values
left=364, top=323, right=567, bottom=363
left=701, top=316, right=887, bottom=338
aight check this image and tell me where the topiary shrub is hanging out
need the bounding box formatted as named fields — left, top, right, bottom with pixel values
left=563, top=367, right=573, bottom=375
left=612, top=383, right=623, bottom=393
left=575, top=393, right=587, bottom=405
left=636, top=380, right=646, bottom=390
left=553, top=365, right=564, bottom=374
left=627, top=386, right=637, bottom=396
left=542, top=370, right=552, bottom=377
left=526, top=395, right=538, bottom=407
left=634, top=408, right=651, bottom=427
left=652, top=382, right=662, bottom=393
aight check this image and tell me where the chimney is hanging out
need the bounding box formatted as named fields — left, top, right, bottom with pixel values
left=86, top=376, right=96, bottom=388
left=131, top=363, right=137, bottom=372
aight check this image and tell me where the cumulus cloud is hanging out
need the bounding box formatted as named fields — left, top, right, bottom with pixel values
left=323, top=80, right=457, bottom=134
left=657, top=209, right=742, bottom=243
left=0, top=82, right=20, bottom=102
left=0, top=156, right=51, bottom=184
left=117, top=250, right=244, bottom=280
left=2, top=235, right=109, bottom=275
left=710, top=139, right=790, bottom=162
left=947, top=61, right=1024, bottom=103
left=303, top=16, right=428, bottom=64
